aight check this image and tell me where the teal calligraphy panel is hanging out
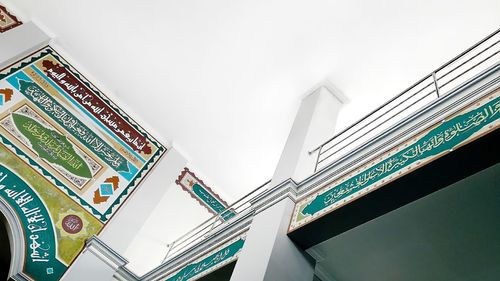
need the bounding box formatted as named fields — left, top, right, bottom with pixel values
left=165, top=238, right=245, bottom=281
left=290, top=93, right=499, bottom=230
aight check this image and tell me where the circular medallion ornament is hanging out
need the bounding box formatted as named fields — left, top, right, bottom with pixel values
left=56, top=210, right=89, bottom=239
left=61, top=214, right=83, bottom=234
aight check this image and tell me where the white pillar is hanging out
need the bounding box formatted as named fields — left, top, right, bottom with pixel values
left=271, top=82, right=345, bottom=186
left=98, top=147, right=187, bottom=253
left=230, top=197, right=315, bottom=281
left=230, top=82, right=345, bottom=281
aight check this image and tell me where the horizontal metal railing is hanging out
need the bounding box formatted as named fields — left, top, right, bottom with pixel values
left=311, top=27, right=500, bottom=172
left=161, top=179, right=271, bottom=263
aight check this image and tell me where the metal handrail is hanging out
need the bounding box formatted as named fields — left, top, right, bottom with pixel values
left=161, top=179, right=271, bottom=263
left=310, top=28, right=500, bottom=154
left=312, top=27, right=500, bottom=172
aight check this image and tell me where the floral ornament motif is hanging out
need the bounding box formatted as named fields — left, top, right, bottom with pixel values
left=0, top=5, right=22, bottom=33
left=55, top=210, right=88, bottom=239
left=0, top=88, right=13, bottom=106
left=93, top=176, right=120, bottom=204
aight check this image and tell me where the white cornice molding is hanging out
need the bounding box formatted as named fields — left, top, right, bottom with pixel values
left=85, top=235, right=129, bottom=270
left=249, top=178, right=298, bottom=215
left=140, top=214, right=252, bottom=281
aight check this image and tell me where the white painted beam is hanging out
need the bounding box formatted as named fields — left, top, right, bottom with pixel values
left=0, top=21, right=50, bottom=69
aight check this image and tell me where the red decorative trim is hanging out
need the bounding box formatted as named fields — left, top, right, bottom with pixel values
left=175, top=167, right=229, bottom=215
left=0, top=4, right=22, bottom=33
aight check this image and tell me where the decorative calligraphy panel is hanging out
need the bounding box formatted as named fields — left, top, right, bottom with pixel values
left=0, top=46, right=165, bottom=280
left=0, top=46, right=166, bottom=222
left=289, top=91, right=500, bottom=231
left=164, top=235, right=245, bottom=281
left=176, top=168, right=235, bottom=220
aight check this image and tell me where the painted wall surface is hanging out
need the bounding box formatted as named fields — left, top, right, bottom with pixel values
left=0, top=47, right=165, bottom=280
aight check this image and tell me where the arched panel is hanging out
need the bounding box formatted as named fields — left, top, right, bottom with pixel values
left=0, top=164, right=66, bottom=280
left=0, top=196, right=25, bottom=280
left=0, top=214, right=11, bottom=279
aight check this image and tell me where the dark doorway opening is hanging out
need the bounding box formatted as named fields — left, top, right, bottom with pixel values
left=0, top=212, right=11, bottom=281
left=197, top=261, right=236, bottom=281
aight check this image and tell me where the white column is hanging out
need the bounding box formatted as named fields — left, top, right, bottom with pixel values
left=98, top=147, right=187, bottom=254
left=230, top=82, right=345, bottom=281
left=271, top=82, right=345, bottom=186
left=230, top=197, right=315, bottom=281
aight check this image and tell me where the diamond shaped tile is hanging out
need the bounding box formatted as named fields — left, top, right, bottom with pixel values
left=99, top=183, right=114, bottom=196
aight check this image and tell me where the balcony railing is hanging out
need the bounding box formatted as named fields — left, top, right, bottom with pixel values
left=311, top=27, right=500, bottom=172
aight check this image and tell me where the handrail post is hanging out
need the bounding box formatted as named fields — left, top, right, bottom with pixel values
left=432, top=72, right=441, bottom=98
left=313, top=144, right=322, bottom=173
left=210, top=213, right=221, bottom=231
left=162, top=241, right=176, bottom=263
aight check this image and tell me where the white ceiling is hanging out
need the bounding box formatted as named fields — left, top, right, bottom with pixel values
left=4, top=0, right=500, bottom=201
